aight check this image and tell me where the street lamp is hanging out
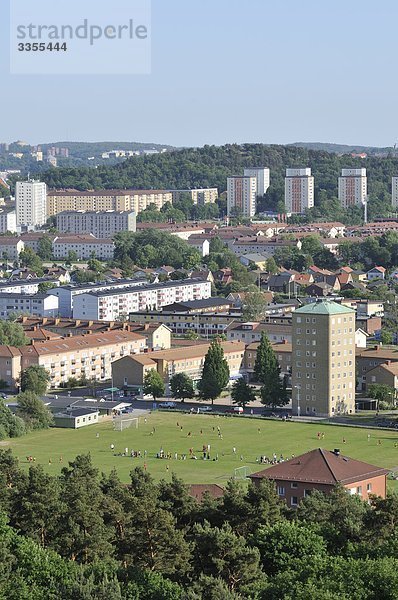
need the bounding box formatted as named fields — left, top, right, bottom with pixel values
left=294, top=385, right=301, bottom=417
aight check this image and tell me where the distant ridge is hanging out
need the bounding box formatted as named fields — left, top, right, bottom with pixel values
left=289, top=141, right=397, bottom=156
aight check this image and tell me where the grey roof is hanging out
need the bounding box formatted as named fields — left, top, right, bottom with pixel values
left=54, top=408, right=99, bottom=418
left=295, top=300, right=355, bottom=315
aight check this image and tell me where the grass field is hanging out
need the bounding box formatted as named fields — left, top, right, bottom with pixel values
left=4, top=413, right=398, bottom=487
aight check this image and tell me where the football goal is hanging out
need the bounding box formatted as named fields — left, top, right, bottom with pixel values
left=113, top=415, right=139, bottom=432
left=233, top=466, right=251, bottom=480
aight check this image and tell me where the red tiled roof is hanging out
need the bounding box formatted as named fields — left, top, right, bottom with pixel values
left=249, top=448, right=388, bottom=486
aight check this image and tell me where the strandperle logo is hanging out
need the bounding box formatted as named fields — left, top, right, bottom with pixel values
left=16, top=19, right=149, bottom=46
left=10, top=0, right=151, bottom=75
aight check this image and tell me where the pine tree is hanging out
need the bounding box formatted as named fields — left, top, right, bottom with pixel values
left=254, top=333, right=288, bottom=409
left=198, top=340, right=230, bottom=405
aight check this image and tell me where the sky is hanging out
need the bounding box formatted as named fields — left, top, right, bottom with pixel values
left=1, top=0, right=398, bottom=148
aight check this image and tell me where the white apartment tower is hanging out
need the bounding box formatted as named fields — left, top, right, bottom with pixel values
left=227, top=176, right=257, bottom=217
left=338, top=168, right=367, bottom=208
left=243, top=167, right=270, bottom=197
left=16, top=181, right=47, bottom=228
left=392, top=177, right=398, bottom=208
left=285, top=168, right=314, bottom=214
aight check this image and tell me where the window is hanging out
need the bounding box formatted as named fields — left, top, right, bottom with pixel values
left=356, top=486, right=362, bottom=496
left=367, top=483, right=372, bottom=492
left=277, top=486, right=285, bottom=496
left=291, top=496, right=298, bottom=506
left=291, top=482, right=298, bottom=489
left=304, top=489, right=311, bottom=497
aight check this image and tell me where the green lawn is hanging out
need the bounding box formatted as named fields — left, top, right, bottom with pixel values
left=4, top=413, right=398, bottom=486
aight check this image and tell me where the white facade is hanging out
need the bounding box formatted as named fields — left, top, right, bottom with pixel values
left=392, top=177, right=398, bottom=208
left=227, top=176, right=257, bottom=217
left=338, top=169, right=367, bottom=208
left=0, top=239, right=24, bottom=260
left=47, top=278, right=147, bottom=317
left=16, top=181, right=47, bottom=227
left=0, top=293, right=58, bottom=319
left=0, top=278, right=60, bottom=295
left=0, top=211, right=17, bottom=234
left=56, top=210, right=136, bottom=238
left=73, top=279, right=212, bottom=321
left=285, top=168, right=314, bottom=214
left=52, top=237, right=115, bottom=260
left=244, top=167, right=270, bottom=196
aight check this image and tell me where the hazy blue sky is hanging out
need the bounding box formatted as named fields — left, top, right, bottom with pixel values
left=2, top=0, right=398, bottom=147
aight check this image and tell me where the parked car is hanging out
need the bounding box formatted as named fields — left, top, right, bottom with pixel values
left=198, top=406, right=213, bottom=413
left=225, top=406, right=244, bottom=414
left=159, top=401, right=177, bottom=409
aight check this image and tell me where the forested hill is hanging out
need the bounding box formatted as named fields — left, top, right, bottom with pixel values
left=40, top=143, right=398, bottom=219
left=290, top=141, right=397, bottom=156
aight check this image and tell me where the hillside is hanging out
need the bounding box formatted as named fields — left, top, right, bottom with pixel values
left=290, top=141, right=398, bottom=156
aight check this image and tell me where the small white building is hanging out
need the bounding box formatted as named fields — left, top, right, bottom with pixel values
left=52, top=236, right=115, bottom=260
left=53, top=408, right=99, bottom=429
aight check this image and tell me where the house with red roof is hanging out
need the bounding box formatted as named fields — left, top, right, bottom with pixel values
left=249, top=448, right=388, bottom=508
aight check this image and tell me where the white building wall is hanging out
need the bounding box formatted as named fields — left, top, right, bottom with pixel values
left=16, top=181, right=47, bottom=227
left=285, top=168, right=314, bottom=214
left=338, top=168, right=367, bottom=208
left=244, top=168, right=270, bottom=196
left=227, top=177, right=257, bottom=217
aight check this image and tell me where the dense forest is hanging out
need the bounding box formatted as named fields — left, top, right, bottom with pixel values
left=1, top=450, right=398, bottom=599
left=33, top=143, right=398, bottom=223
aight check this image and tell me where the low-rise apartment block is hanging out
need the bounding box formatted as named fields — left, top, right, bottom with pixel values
left=48, top=278, right=147, bottom=317
left=52, top=236, right=115, bottom=260
left=47, top=189, right=173, bottom=217
left=112, top=340, right=245, bottom=392
left=56, top=211, right=136, bottom=238
left=170, top=188, right=218, bottom=205
left=0, top=293, right=58, bottom=319
left=0, top=278, right=61, bottom=295
left=73, top=278, right=212, bottom=321
left=0, top=210, right=17, bottom=234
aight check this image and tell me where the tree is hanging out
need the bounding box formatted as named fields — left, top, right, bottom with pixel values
left=66, top=250, right=78, bottom=264
left=16, top=391, right=54, bottom=430
left=0, top=321, right=29, bottom=346
left=231, top=378, right=256, bottom=408
left=19, top=247, right=44, bottom=275
left=37, top=282, right=54, bottom=294
left=380, top=330, right=393, bottom=345
left=254, top=333, right=288, bottom=409
left=192, top=521, right=264, bottom=593
left=20, top=365, right=50, bottom=395
left=266, top=257, right=278, bottom=274
left=170, top=373, right=195, bottom=403
left=143, top=370, right=165, bottom=401
left=0, top=399, right=25, bottom=439
left=242, top=291, right=268, bottom=321
left=368, top=383, right=395, bottom=411
left=198, top=340, right=230, bottom=405
left=37, top=236, right=53, bottom=261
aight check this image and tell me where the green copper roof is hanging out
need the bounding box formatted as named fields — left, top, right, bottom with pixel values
left=294, top=300, right=355, bottom=315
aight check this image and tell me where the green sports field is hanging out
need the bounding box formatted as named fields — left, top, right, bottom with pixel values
left=4, top=413, right=398, bottom=486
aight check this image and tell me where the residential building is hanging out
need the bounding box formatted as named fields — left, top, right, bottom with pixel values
left=56, top=211, right=136, bottom=238
left=112, top=340, right=245, bottom=392
left=285, top=168, right=314, bottom=214
left=170, top=188, right=218, bottom=205
left=0, top=278, right=60, bottom=295
left=53, top=408, right=99, bottom=429
left=245, top=340, right=292, bottom=380
left=47, top=189, right=173, bottom=217
left=243, top=167, right=270, bottom=196
left=239, top=253, right=268, bottom=270
left=338, top=168, right=367, bottom=208
left=20, top=330, right=147, bottom=389
left=186, top=237, right=210, bottom=257
left=292, top=300, right=356, bottom=417
left=129, top=310, right=240, bottom=337
left=47, top=278, right=147, bottom=317
left=356, top=346, right=398, bottom=391
left=231, top=237, right=302, bottom=257
left=366, top=266, right=386, bottom=281
left=0, top=210, right=17, bottom=234
left=52, top=236, right=115, bottom=260
left=227, top=176, right=257, bottom=217
left=161, top=298, right=232, bottom=314
left=392, top=176, right=398, bottom=208
left=364, top=361, right=398, bottom=392
left=249, top=448, right=387, bottom=507
left=0, top=238, right=24, bottom=260
left=18, top=316, right=171, bottom=350
left=73, top=278, right=212, bottom=321
left=0, top=293, right=58, bottom=319
left=16, top=180, right=47, bottom=228
left=227, top=321, right=292, bottom=344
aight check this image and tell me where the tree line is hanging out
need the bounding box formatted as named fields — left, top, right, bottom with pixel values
left=0, top=450, right=398, bottom=598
